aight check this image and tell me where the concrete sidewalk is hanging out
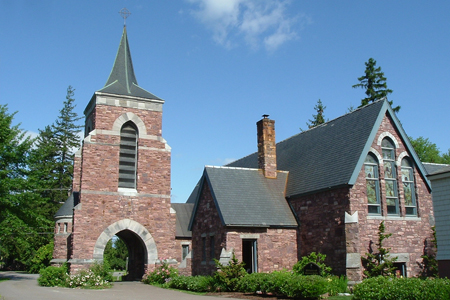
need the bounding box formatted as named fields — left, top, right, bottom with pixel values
left=0, top=271, right=225, bottom=300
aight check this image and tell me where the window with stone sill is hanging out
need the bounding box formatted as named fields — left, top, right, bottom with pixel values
left=382, top=138, right=399, bottom=215
left=365, top=153, right=381, bottom=214
left=401, top=157, right=417, bottom=216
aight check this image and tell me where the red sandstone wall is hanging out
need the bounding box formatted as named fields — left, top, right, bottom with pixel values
left=70, top=102, right=177, bottom=268
left=289, top=187, right=350, bottom=275
left=53, top=222, right=73, bottom=260
left=348, top=114, right=434, bottom=281
left=191, top=180, right=298, bottom=275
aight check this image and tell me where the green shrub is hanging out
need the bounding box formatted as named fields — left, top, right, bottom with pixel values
left=292, top=252, right=332, bottom=276
left=165, top=275, right=214, bottom=292
left=38, top=264, right=69, bottom=287
left=353, top=277, right=450, bottom=300
left=326, top=275, right=348, bottom=296
left=280, top=274, right=328, bottom=299
left=89, top=261, right=113, bottom=283
left=29, top=242, right=54, bottom=274
left=142, top=259, right=178, bottom=285
left=213, top=252, right=247, bottom=291
left=238, top=271, right=327, bottom=298
left=237, top=272, right=272, bottom=293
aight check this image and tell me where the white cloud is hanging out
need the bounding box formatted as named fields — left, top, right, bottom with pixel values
left=188, top=0, right=303, bottom=51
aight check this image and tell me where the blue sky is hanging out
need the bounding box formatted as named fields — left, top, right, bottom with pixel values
left=1, top=1, right=450, bottom=203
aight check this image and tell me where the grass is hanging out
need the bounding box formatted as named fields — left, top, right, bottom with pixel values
left=0, top=278, right=10, bottom=283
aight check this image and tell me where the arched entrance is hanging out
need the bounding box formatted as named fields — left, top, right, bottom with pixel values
left=93, top=219, right=158, bottom=280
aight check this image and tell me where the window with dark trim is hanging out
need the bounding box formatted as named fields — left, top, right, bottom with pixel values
left=382, top=138, right=399, bottom=215
left=201, top=237, right=206, bottom=262
left=119, top=122, right=138, bottom=189
left=365, top=153, right=381, bottom=214
left=210, top=236, right=215, bottom=261
left=182, top=244, right=189, bottom=260
left=402, top=157, right=417, bottom=216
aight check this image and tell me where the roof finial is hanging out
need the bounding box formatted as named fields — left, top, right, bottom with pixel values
left=119, top=8, right=131, bottom=27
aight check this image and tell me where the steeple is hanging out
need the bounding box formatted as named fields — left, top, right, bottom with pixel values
left=98, top=26, right=161, bottom=100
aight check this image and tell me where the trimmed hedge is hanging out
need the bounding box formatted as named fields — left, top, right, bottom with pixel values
left=353, top=276, right=450, bottom=300
left=164, top=275, right=215, bottom=292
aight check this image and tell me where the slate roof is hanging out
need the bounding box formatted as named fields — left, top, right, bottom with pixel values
left=423, top=163, right=450, bottom=176
left=190, top=166, right=298, bottom=228
left=172, top=203, right=194, bottom=238
left=97, top=26, right=161, bottom=100
left=228, top=99, right=430, bottom=197
left=55, top=192, right=79, bottom=217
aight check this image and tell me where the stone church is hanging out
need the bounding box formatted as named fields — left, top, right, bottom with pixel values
left=52, top=25, right=191, bottom=279
left=53, top=25, right=436, bottom=283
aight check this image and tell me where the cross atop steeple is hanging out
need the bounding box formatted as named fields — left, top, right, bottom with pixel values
left=119, top=8, right=131, bottom=26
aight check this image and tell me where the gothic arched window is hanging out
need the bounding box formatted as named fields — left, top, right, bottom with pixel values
left=382, top=138, right=398, bottom=215
left=119, top=122, right=138, bottom=189
left=402, top=157, right=417, bottom=216
left=365, top=153, right=381, bottom=214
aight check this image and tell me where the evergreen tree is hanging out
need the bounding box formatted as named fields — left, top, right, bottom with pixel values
left=362, top=221, right=397, bottom=278
left=28, top=125, right=60, bottom=219
left=52, top=86, right=82, bottom=203
left=0, top=105, right=50, bottom=269
left=104, top=237, right=128, bottom=270
left=306, top=99, right=327, bottom=129
left=353, top=58, right=399, bottom=113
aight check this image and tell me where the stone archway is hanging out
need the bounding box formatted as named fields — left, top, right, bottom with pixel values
left=93, top=219, right=158, bottom=280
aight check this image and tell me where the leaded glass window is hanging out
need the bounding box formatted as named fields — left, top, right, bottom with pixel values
left=365, top=153, right=381, bottom=214
left=402, top=158, right=417, bottom=215
left=382, top=138, right=399, bottom=215
left=119, top=122, right=138, bottom=189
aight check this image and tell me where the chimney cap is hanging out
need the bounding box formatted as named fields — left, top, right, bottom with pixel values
left=262, top=114, right=269, bottom=119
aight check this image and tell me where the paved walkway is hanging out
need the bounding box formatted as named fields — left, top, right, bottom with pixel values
left=0, top=272, right=225, bottom=300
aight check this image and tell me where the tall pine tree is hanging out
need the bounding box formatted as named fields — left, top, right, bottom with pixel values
left=353, top=58, right=399, bottom=113
left=306, top=99, right=327, bottom=129
left=52, top=86, right=83, bottom=203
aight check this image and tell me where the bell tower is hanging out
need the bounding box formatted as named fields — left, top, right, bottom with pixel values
left=54, top=21, right=177, bottom=279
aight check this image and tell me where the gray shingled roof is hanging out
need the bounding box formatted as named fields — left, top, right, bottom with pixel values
left=97, top=26, right=161, bottom=100
left=172, top=203, right=194, bottom=238
left=228, top=99, right=430, bottom=197
left=190, top=166, right=298, bottom=228
left=55, top=192, right=79, bottom=217
left=423, top=163, right=450, bottom=176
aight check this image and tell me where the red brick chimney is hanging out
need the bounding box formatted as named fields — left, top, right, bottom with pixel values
left=257, top=115, right=277, bottom=178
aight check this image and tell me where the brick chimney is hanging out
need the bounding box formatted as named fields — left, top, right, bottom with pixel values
left=257, top=115, right=277, bottom=178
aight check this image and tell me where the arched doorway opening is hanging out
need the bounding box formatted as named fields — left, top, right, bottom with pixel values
left=93, top=219, right=158, bottom=281
left=116, top=230, right=147, bottom=280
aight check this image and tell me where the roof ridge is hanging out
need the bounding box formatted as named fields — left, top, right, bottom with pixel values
left=206, top=165, right=288, bottom=173
left=280, top=98, right=387, bottom=143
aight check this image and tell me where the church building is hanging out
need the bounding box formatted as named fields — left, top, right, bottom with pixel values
left=52, top=25, right=184, bottom=280
left=53, top=23, right=436, bottom=284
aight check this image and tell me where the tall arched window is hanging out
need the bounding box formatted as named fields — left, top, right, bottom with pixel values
left=382, top=138, right=398, bottom=215
left=365, top=153, right=381, bottom=214
left=119, top=122, right=138, bottom=189
left=402, top=157, right=417, bottom=216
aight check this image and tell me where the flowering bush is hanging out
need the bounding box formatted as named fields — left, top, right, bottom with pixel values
left=38, top=262, right=111, bottom=289
left=142, top=258, right=178, bottom=285
left=65, top=269, right=111, bottom=288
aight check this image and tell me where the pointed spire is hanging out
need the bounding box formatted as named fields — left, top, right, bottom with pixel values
left=98, top=26, right=161, bottom=100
